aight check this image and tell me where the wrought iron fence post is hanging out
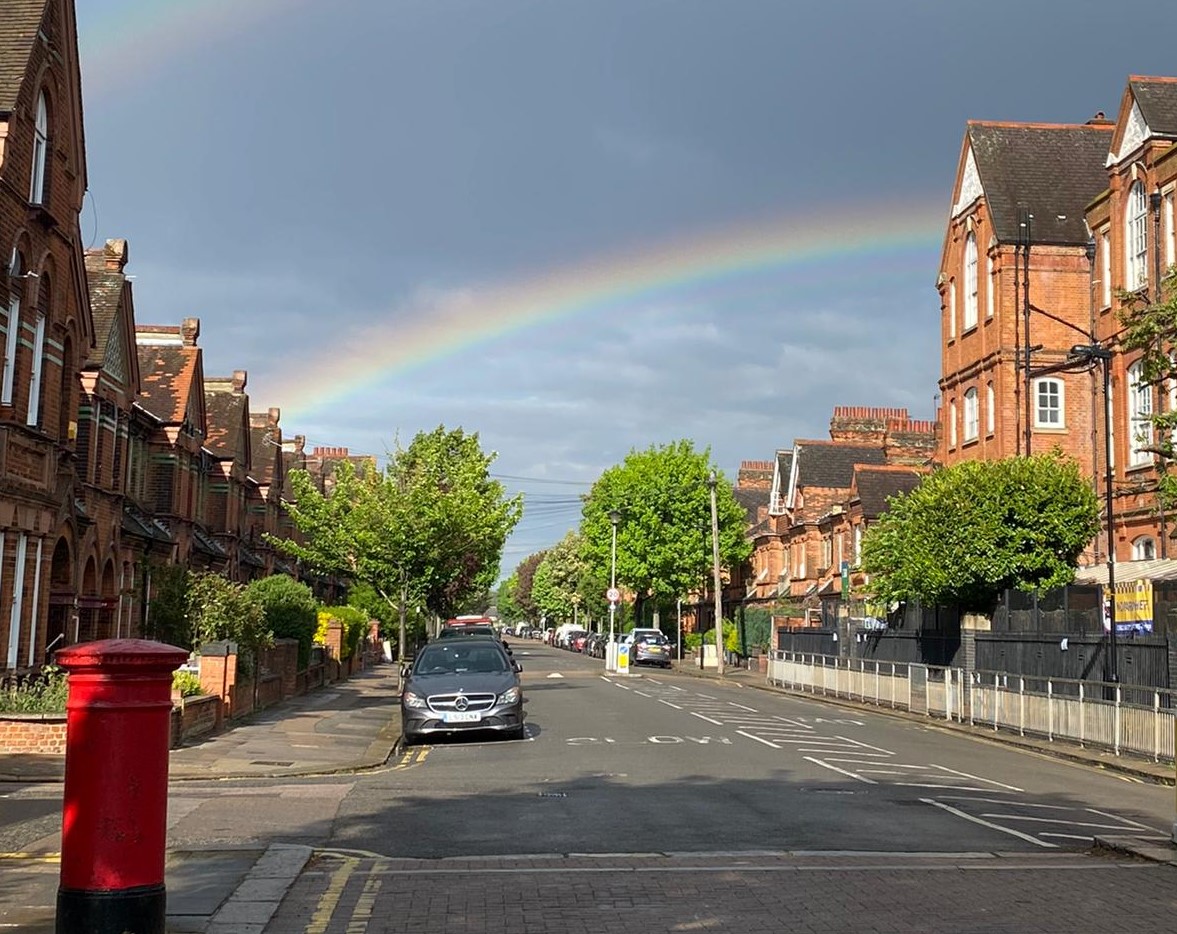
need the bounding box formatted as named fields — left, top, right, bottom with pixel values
left=1154, top=691, right=1161, bottom=763
left=1047, top=679, right=1053, bottom=741
left=1078, top=682, right=1085, bottom=747
left=1114, top=684, right=1122, bottom=756
left=1019, top=677, right=1025, bottom=737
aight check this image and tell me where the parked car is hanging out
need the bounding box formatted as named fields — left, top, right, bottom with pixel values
left=401, top=636, right=525, bottom=745
left=630, top=632, right=672, bottom=669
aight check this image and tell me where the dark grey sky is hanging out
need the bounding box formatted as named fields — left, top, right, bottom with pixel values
left=75, top=0, right=1177, bottom=572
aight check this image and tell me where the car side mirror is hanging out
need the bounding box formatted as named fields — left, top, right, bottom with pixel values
left=400, top=665, right=411, bottom=679
left=513, top=661, right=522, bottom=673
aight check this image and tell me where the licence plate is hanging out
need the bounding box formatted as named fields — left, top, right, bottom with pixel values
left=443, top=711, right=481, bottom=723
left=646, top=646, right=662, bottom=653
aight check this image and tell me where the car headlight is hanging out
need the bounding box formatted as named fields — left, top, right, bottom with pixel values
left=498, top=686, right=520, bottom=705
left=402, top=690, right=428, bottom=709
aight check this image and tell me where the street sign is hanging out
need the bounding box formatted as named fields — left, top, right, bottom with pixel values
left=606, top=587, right=620, bottom=603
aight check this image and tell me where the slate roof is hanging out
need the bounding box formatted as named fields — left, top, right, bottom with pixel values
left=192, top=525, right=228, bottom=559
left=966, top=121, right=1113, bottom=246
left=794, top=442, right=886, bottom=490
left=1130, top=76, right=1177, bottom=137
left=733, top=487, right=762, bottom=526
left=0, top=0, right=44, bottom=112
left=851, top=466, right=925, bottom=517
left=204, top=389, right=248, bottom=461
left=122, top=502, right=174, bottom=545
left=136, top=344, right=199, bottom=423
left=249, top=426, right=276, bottom=485
left=776, top=450, right=793, bottom=483
left=84, top=258, right=122, bottom=367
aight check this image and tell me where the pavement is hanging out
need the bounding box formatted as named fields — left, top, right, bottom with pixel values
left=0, top=664, right=404, bottom=934
left=3, top=652, right=1175, bottom=933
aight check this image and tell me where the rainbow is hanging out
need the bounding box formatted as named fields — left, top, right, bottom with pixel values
left=78, top=0, right=305, bottom=99
left=266, top=200, right=944, bottom=417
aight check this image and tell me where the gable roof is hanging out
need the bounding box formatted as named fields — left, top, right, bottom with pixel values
left=733, top=486, right=762, bottom=526
left=1128, top=76, right=1177, bottom=139
left=204, top=386, right=250, bottom=466
left=960, top=121, right=1113, bottom=246
left=249, top=426, right=278, bottom=485
left=136, top=343, right=201, bottom=424
left=0, top=0, right=45, bottom=112
left=850, top=465, right=925, bottom=517
left=793, top=441, right=886, bottom=490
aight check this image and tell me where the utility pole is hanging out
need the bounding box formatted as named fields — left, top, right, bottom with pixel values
left=708, top=470, right=725, bottom=678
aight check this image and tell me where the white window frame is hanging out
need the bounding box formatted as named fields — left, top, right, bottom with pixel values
left=963, top=234, right=978, bottom=330
left=30, top=92, right=48, bottom=205
left=26, top=312, right=45, bottom=426
left=949, top=400, right=957, bottom=447
left=1034, top=378, right=1064, bottom=428
left=6, top=533, right=28, bottom=669
left=948, top=280, right=956, bottom=339
left=1126, top=180, right=1148, bottom=291
left=986, top=382, right=995, bottom=434
left=2, top=249, right=21, bottom=404
left=853, top=523, right=862, bottom=565
left=1100, top=227, right=1112, bottom=308
left=1131, top=536, right=1156, bottom=561
left=986, top=253, right=995, bottom=319
left=1128, top=360, right=1153, bottom=467
left=1165, top=188, right=1175, bottom=269
left=963, top=387, right=979, bottom=441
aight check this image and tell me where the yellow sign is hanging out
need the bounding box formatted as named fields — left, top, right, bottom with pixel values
left=1113, top=578, right=1153, bottom=624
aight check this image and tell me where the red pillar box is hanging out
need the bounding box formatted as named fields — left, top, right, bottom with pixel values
left=55, top=639, right=188, bottom=934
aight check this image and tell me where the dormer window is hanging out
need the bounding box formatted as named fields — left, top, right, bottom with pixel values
left=30, top=92, right=49, bottom=205
left=963, top=233, right=978, bottom=330
left=1126, top=180, right=1148, bottom=291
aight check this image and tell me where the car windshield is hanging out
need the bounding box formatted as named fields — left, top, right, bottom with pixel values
left=415, top=644, right=509, bottom=674
left=439, top=626, right=495, bottom=638
left=638, top=635, right=667, bottom=645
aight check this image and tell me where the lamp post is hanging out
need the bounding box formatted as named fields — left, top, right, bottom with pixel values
left=608, top=509, right=620, bottom=671
left=1067, top=343, right=1118, bottom=684
left=708, top=470, right=725, bottom=678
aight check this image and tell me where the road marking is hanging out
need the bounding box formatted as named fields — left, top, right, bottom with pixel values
left=936, top=796, right=1069, bottom=809
left=1040, top=833, right=1097, bottom=841
left=773, top=716, right=814, bottom=730
left=982, top=814, right=1156, bottom=832
left=646, top=678, right=662, bottom=684
left=802, top=757, right=877, bottom=784
left=896, top=783, right=1012, bottom=793
left=690, top=711, right=723, bottom=726
left=928, top=764, right=1023, bottom=792
left=346, top=861, right=385, bottom=934
left=728, top=702, right=758, bottom=712
left=305, top=857, right=357, bottom=934
left=834, top=736, right=896, bottom=755
left=1086, top=808, right=1155, bottom=831
left=921, top=798, right=1057, bottom=848
left=546, top=673, right=564, bottom=679
left=659, top=699, right=683, bottom=710
left=634, top=690, right=651, bottom=697
left=738, top=730, right=780, bottom=749
left=856, top=770, right=908, bottom=775
left=695, top=693, right=717, bottom=699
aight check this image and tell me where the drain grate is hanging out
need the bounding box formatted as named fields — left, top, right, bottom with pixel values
left=537, top=792, right=568, bottom=798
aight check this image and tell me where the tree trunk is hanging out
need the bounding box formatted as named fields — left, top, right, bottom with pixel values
left=398, top=573, right=408, bottom=662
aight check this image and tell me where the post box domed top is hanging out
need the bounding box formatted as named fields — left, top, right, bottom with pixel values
left=55, top=639, right=189, bottom=672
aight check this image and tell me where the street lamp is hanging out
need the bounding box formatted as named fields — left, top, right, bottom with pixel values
left=608, top=509, right=620, bottom=671
left=708, top=470, right=725, bottom=678
left=1068, top=342, right=1118, bottom=684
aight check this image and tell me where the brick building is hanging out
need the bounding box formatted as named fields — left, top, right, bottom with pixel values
left=939, top=118, right=1113, bottom=472
left=204, top=370, right=259, bottom=581
left=247, top=406, right=288, bottom=576
left=1, top=0, right=93, bottom=670
left=1085, top=76, right=1177, bottom=563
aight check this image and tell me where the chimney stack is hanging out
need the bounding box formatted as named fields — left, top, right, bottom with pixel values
left=104, top=238, right=129, bottom=273
left=231, top=370, right=247, bottom=393
left=180, top=318, right=200, bottom=346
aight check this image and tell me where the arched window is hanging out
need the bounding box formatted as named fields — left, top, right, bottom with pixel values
left=963, top=387, right=979, bottom=441
left=963, top=233, right=978, bottom=329
left=1126, top=180, right=1148, bottom=291
left=949, top=400, right=957, bottom=448
left=3, top=249, right=23, bottom=404
left=986, top=381, right=995, bottom=434
left=30, top=92, right=49, bottom=205
left=1131, top=536, right=1156, bottom=561
left=1128, top=360, right=1153, bottom=466
left=986, top=253, right=995, bottom=319
left=948, top=280, right=956, bottom=339
left=26, top=275, right=48, bottom=427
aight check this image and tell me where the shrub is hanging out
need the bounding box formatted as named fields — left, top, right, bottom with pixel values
left=172, top=670, right=203, bottom=697
left=318, top=606, right=371, bottom=660
left=246, top=575, right=319, bottom=668
left=188, top=572, right=271, bottom=677
left=0, top=665, right=68, bottom=713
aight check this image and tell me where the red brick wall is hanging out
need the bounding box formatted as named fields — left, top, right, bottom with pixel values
left=0, top=715, right=67, bottom=754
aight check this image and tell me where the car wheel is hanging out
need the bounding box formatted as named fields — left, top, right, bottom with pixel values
left=505, top=725, right=526, bottom=741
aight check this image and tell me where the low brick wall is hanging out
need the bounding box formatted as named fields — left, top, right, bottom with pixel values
left=232, top=679, right=256, bottom=720
left=305, top=664, right=325, bottom=691
left=257, top=674, right=283, bottom=709
left=170, top=694, right=220, bottom=747
left=0, top=713, right=68, bottom=754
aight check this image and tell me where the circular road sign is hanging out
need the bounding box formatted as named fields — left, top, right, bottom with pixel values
left=606, top=587, right=621, bottom=603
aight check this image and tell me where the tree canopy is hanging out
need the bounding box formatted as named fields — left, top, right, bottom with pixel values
left=272, top=425, right=522, bottom=655
left=860, top=453, right=1100, bottom=610
left=531, top=532, right=588, bottom=624
left=580, top=440, right=751, bottom=616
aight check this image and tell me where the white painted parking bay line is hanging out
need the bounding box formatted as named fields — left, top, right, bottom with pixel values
left=690, top=712, right=723, bottom=726
left=897, top=783, right=1015, bottom=793
left=1086, top=808, right=1156, bottom=831
left=922, top=798, right=1057, bottom=848
left=1041, top=833, right=1098, bottom=841
left=929, top=764, right=1023, bottom=792
left=727, top=702, right=758, bottom=712
left=633, top=690, right=651, bottom=697
left=774, top=716, right=814, bottom=730
left=738, top=731, right=781, bottom=750
left=802, top=757, right=877, bottom=784
left=659, top=699, right=683, bottom=710
left=936, top=796, right=1063, bottom=809
left=981, top=814, right=1160, bottom=832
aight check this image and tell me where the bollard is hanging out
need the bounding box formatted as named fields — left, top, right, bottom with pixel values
left=55, top=639, right=189, bottom=934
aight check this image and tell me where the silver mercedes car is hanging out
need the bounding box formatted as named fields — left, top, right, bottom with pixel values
left=400, top=637, right=525, bottom=745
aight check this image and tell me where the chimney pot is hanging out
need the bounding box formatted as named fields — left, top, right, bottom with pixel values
left=232, top=370, right=247, bottom=393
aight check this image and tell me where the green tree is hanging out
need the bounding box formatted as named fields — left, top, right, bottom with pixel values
left=187, top=572, right=270, bottom=675
left=1118, top=264, right=1177, bottom=509
left=144, top=563, right=190, bottom=647
left=860, top=454, right=1100, bottom=611
left=511, top=551, right=547, bottom=624
left=272, top=426, right=521, bottom=660
left=531, top=532, right=589, bottom=625
left=580, top=441, right=752, bottom=628
left=496, top=574, right=523, bottom=624
left=246, top=575, right=319, bottom=668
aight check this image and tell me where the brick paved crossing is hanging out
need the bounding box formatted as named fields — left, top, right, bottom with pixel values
left=264, top=851, right=1177, bottom=933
